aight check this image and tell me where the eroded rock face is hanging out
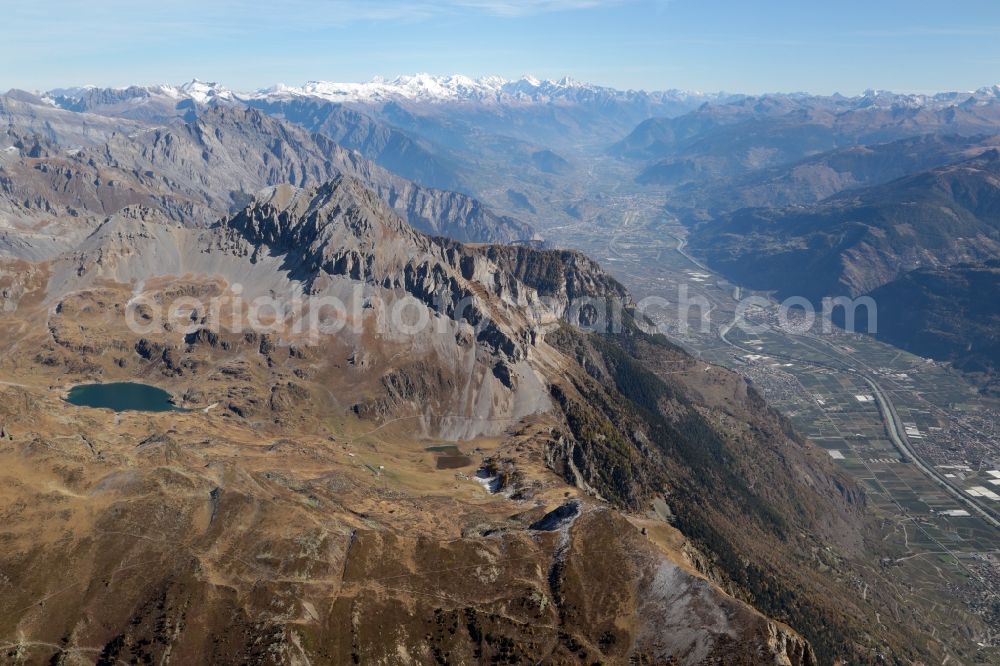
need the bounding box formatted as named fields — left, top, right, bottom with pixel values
left=0, top=104, right=535, bottom=262
left=30, top=179, right=624, bottom=441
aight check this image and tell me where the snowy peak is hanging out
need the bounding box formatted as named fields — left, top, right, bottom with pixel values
left=282, top=77, right=1000, bottom=110
left=286, top=73, right=500, bottom=103
left=42, top=79, right=236, bottom=108
left=126, top=79, right=236, bottom=105
left=37, top=74, right=723, bottom=111
left=258, top=73, right=516, bottom=104
left=175, top=78, right=236, bottom=104
left=34, top=77, right=1000, bottom=113
left=248, top=73, right=668, bottom=105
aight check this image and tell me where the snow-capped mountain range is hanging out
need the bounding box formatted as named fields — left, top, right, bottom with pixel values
left=38, top=75, right=1000, bottom=118
left=29, top=74, right=731, bottom=169
left=45, top=79, right=238, bottom=108
left=42, top=74, right=721, bottom=108
left=252, top=73, right=717, bottom=105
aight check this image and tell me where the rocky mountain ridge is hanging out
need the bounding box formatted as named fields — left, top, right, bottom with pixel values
left=0, top=104, right=536, bottom=260
left=0, top=73, right=986, bottom=663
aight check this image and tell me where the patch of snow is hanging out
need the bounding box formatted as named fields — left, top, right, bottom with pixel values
left=474, top=468, right=501, bottom=494
left=245, top=73, right=700, bottom=106
left=176, top=79, right=236, bottom=104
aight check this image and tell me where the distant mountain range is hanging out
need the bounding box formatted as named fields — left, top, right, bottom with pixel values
left=14, top=74, right=1000, bottom=382
left=688, top=149, right=1000, bottom=300
left=42, top=74, right=727, bottom=109
left=32, top=76, right=1000, bottom=194
left=43, top=76, right=1000, bottom=111
left=669, top=133, right=1000, bottom=216
left=0, top=99, right=537, bottom=260
left=600, top=83, right=1000, bottom=386
left=26, top=76, right=718, bottom=201
left=615, top=87, right=1000, bottom=184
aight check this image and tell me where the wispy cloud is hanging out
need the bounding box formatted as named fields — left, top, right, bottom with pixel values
left=849, top=26, right=1000, bottom=38
left=5, top=0, right=629, bottom=42
left=8, top=0, right=626, bottom=27
left=446, top=0, right=622, bottom=17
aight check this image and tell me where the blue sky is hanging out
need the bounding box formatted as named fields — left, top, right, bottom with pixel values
left=4, top=0, right=1000, bottom=94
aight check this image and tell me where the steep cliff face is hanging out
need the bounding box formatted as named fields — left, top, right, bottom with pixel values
left=540, top=324, right=935, bottom=663
left=477, top=244, right=629, bottom=302
left=246, top=96, right=464, bottom=191
left=0, top=91, right=147, bottom=147
left=222, top=181, right=615, bottom=360
left=36, top=180, right=613, bottom=443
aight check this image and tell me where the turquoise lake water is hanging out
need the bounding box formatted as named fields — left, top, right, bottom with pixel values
left=65, top=382, right=186, bottom=412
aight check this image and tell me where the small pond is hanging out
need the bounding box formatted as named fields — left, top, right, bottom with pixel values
left=65, top=382, right=186, bottom=413
left=425, top=444, right=473, bottom=470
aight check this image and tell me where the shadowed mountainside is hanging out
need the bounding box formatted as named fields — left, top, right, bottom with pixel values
left=688, top=150, right=1000, bottom=301
left=862, top=260, right=1000, bottom=389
